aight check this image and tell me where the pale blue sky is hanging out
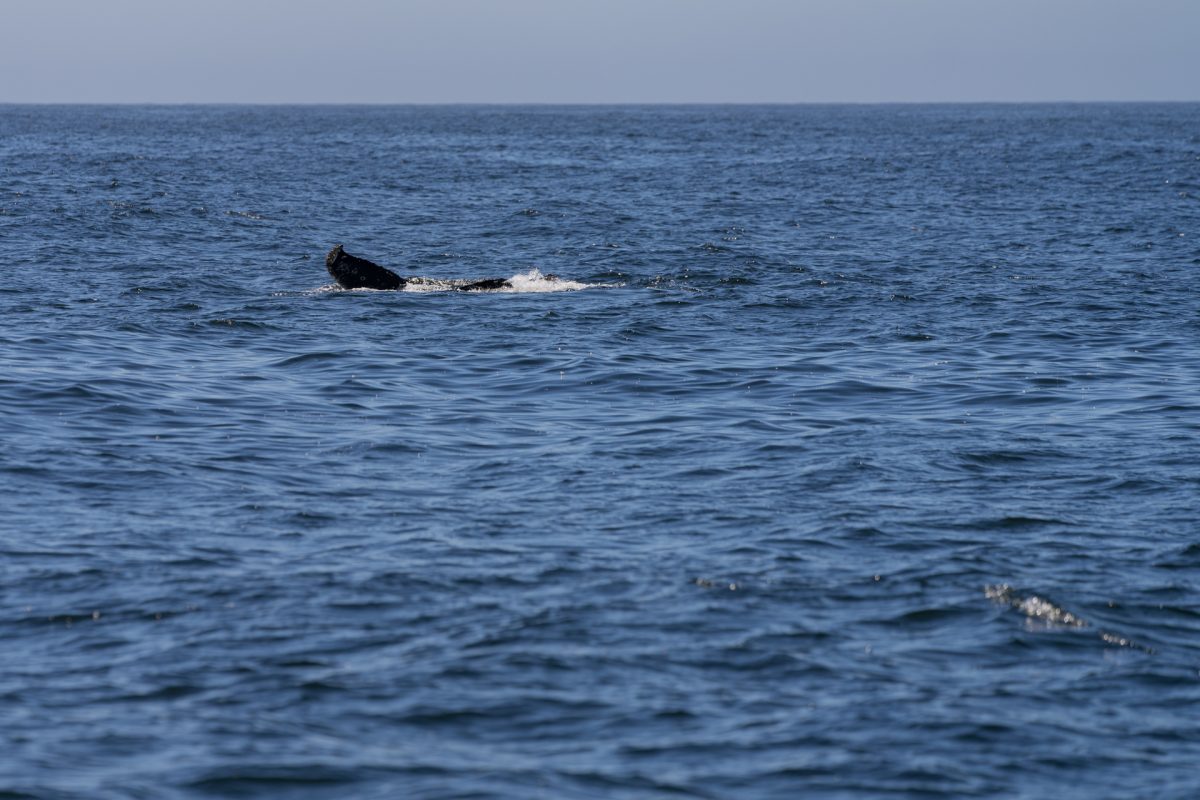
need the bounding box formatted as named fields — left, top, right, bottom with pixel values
left=2, top=0, right=1196, bottom=103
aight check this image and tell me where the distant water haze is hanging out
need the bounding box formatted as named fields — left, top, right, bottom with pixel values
left=2, top=0, right=1197, bottom=103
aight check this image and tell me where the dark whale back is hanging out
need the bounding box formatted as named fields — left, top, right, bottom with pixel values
left=326, top=245, right=405, bottom=290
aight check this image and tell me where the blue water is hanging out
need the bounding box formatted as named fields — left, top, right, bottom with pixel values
left=2, top=104, right=1199, bottom=799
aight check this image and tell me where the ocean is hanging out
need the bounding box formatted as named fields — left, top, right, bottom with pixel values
left=2, top=104, right=1199, bottom=798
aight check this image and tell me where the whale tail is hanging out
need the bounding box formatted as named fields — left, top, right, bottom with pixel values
left=326, top=245, right=405, bottom=290
left=324, top=245, right=515, bottom=292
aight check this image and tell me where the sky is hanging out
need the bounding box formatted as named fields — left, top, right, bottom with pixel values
left=2, top=0, right=1197, bottom=103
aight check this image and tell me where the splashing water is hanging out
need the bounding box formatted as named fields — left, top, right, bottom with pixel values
left=985, top=584, right=1087, bottom=628
left=503, top=267, right=602, bottom=293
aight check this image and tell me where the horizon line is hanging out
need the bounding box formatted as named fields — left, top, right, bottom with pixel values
left=3, top=99, right=1199, bottom=107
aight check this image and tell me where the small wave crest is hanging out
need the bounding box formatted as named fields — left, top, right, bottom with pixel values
left=985, top=584, right=1151, bottom=652
left=985, top=584, right=1086, bottom=627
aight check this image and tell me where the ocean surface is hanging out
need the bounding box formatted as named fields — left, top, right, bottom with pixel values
left=2, top=104, right=1199, bottom=799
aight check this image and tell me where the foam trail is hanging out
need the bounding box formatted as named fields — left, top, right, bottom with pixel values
left=503, top=268, right=598, bottom=293
left=399, top=267, right=615, bottom=293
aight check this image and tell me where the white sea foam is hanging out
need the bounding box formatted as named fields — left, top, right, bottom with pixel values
left=400, top=267, right=618, bottom=293
left=502, top=267, right=598, bottom=293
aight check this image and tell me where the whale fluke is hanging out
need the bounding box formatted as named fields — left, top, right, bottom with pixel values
left=326, top=245, right=405, bottom=290
left=324, top=245, right=514, bottom=292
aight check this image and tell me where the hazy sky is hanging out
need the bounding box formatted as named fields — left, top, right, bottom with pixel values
left=2, top=0, right=1197, bottom=103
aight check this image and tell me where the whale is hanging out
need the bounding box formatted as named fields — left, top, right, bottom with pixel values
left=325, top=244, right=404, bottom=290
left=325, top=245, right=512, bottom=292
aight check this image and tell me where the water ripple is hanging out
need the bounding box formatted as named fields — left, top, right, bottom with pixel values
left=2, top=103, right=1198, bottom=799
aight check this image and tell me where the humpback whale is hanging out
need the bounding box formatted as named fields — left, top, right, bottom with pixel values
left=325, top=245, right=404, bottom=290
left=325, top=245, right=512, bottom=291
